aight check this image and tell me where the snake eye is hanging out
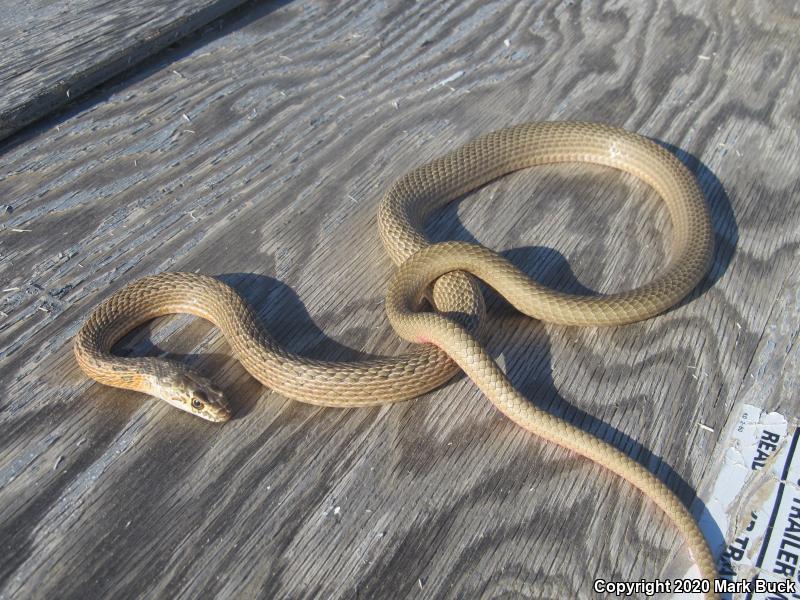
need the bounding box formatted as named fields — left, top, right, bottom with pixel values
left=192, top=391, right=207, bottom=410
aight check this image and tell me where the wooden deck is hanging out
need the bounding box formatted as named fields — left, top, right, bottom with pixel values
left=1, top=1, right=798, bottom=597
left=0, top=0, right=256, bottom=140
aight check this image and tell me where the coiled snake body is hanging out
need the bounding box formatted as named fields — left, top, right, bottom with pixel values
left=75, top=122, right=718, bottom=596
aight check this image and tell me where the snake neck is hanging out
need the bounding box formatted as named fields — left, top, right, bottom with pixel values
left=73, top=273, right=266, bottom=389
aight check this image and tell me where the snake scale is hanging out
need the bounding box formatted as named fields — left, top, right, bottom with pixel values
left=75, top=122, right=718, bottom=597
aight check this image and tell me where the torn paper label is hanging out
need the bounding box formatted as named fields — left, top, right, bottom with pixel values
left=674, top=403, right=800, bottom=599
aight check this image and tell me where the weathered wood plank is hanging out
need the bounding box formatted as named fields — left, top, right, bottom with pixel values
left=1, top=0, right=799, bottom=598
left=0, top=0, right=257, bottom=141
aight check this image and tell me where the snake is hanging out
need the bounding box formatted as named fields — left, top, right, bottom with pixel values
left=74, top=122, right=718, bottom=597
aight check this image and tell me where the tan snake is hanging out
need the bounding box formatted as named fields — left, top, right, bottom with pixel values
left=75, top=122, right=718, bottom=596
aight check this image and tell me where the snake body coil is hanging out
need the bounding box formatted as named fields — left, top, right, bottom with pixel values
left=75, top=122, right=718, bottom=597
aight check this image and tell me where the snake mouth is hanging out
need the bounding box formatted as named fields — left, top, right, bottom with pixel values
left=206, top=403, right=233, bottom=423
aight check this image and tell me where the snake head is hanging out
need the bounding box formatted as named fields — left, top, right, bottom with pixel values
left=152, top=370, right=231, bottom=423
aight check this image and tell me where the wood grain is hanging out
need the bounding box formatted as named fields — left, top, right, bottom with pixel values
left=1, top=0, right=799, bottom=597
left=0, top=0, right=257, bottom=141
